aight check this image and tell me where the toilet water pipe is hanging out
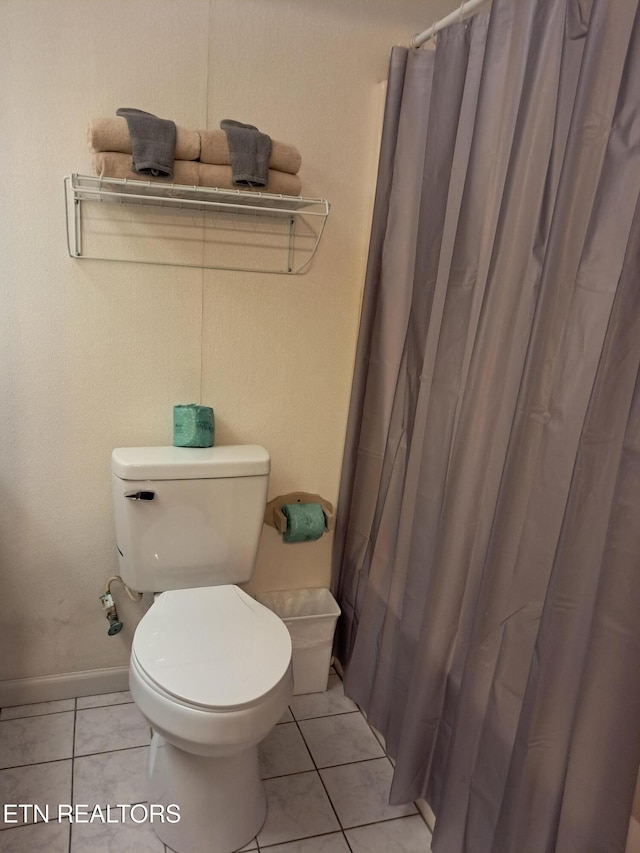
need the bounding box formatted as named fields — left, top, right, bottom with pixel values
left=99, top=575, right=143, bottom=636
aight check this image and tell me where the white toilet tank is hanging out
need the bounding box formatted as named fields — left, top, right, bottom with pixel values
left=111, top=445, right=270, bottom=592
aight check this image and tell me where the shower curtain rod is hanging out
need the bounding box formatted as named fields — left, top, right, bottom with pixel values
left=410, top=0, right=489, bottom=48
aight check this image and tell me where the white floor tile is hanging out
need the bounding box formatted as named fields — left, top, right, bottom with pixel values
left=259, top=722, right=314, bottom=779
left=290, top=673, right=358, bottom=721
left=345, top=815, right=433, bottom=853
left=0, top=684, right=432, bottom=853
left=258, top=771, right=340, bottom=847
left=0, top=820, right=70, bottom=853
left=0, top=712, right=75, bottom=768
left=1, top=698, right=75, bottom=721
left=74, top=704, right=150, bottom=756
left=298, top=712, right=385, bottom=768
left=320, top=758, right=417, bottom=828
left=73, top=746, right=149, bottom=808
left=70, top=817, right=166, bottom=853
left=0, top=759, right=72, bottom=828
left=167, top=838, right=257, bottom=852
left=278, top=707, right=294, bottom=723
left=261, top=833, right=351, bottom=852
left=76, top=691, right=133, bottom=710
left=167, top=835, right=257, bottom=852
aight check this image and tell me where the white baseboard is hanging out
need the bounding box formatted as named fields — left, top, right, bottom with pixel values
left=0, top=666, right=129, bottom=708
left=415, top=797, right=436, bottom=833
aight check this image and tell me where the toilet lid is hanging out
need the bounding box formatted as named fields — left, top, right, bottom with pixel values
left=132, top=585, right=292, bottom=710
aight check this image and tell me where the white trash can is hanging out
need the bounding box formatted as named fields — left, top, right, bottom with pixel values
left=256, top=588, right=341, bottom=694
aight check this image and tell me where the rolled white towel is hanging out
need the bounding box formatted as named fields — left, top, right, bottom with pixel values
left=93, top=152, right=199, bottom=185
left=198, top=163, right=301, bottom=195
left=199, top=129, right=301, bottom=175
left=88, top=117, right=200, bottom=161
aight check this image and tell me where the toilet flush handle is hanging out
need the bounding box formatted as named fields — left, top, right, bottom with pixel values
left=125, top=491, right=155, bottom=501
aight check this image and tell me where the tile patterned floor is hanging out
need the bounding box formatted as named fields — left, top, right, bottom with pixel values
left=0, top=671, right=434, bottom=852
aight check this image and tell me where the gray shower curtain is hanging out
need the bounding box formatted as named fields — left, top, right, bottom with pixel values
left=332, top=0, right=640, bottom=851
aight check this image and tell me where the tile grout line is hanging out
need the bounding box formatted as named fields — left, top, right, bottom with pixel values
left=289, top=707, right=362, bottom=723
left=0, top=696, right=133, bottom=723
left=0, top=741, right=148, bottom=772
left=263, top=753, right=395, bottom=782
left=329, top=674, right=358, bottom=850
left=290, top=711, right=355, bottom=853
left=0, top=707, right=76, bottom=722
left=68, top=698, right=77, bottom=853
left=257, top=828, right=351, bottom=851
left=0, top=754, right=72, bottom=772
left=74, top=741, right=149, bottom=760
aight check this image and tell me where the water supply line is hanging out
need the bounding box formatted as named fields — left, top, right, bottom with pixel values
left=99, top=575, right=143, bottom=636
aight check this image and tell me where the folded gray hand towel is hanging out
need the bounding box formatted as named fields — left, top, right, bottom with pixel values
left=220, top=119, right=271, bottom=187
left=116, top=108, right=177, bottom=178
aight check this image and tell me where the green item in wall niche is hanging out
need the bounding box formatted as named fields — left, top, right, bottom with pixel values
left=173, top=404, right=215, bottom=448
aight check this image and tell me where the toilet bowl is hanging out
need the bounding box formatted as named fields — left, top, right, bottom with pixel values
left=110, top=444, right=291, bottom=853
left=129, top=585, right=293, bottom=853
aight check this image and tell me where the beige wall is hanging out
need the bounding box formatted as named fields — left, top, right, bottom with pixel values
left=0, top=0, right=457, bottom=684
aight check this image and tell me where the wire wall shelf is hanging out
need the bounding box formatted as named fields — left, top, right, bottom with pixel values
left=64, top=174, right=330, bottom=274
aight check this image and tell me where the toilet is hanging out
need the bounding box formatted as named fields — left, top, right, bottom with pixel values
left=110, top=445, right=293, bottom=853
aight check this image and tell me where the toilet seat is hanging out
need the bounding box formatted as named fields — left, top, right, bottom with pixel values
left=132, top=585, right=292, bottom=711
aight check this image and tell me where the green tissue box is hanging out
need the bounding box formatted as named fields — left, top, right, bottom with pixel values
left=173, top=404, right=215, bottom=447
